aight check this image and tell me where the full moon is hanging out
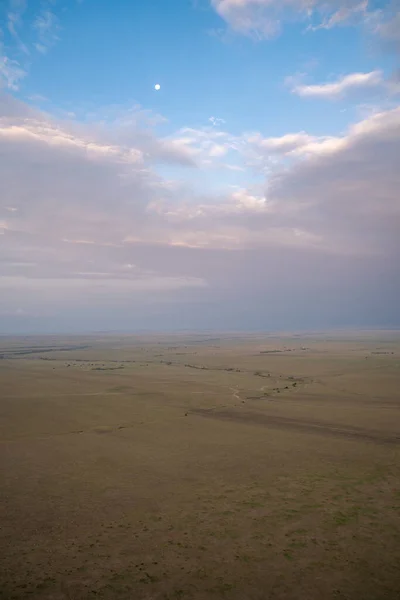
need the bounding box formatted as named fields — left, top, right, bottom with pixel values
left=154, top=84, right=161, bottom=91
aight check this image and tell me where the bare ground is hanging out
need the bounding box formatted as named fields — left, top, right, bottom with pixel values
left=0, top=332, right=400, bottom=600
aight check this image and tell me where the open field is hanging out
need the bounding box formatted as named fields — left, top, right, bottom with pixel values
left=1, top=331, right=400, bottom=600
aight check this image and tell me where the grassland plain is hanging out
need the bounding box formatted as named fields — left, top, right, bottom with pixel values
left=0, top=331, right=400, bottom=600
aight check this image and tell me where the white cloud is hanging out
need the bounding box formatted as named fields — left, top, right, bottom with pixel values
left=231, top=188, right=266, bottom=210
left=0, top=107, right=205, bottom=168
left=248, top=131, right=316, bottom=153
left=210, top=0, right=372, bottom=39
left=307, top=0, right=368, bottom=30
left=209, top=116, right=226, bottom=127
left=0, top=53, right=26, bottom=90
left=0, top=95, right=399, bottom=330
left=248, top=106, right=400, bottom=164
left=7, top=0, right=27, bottom=30
left=164, top=126, right=235, bottom=166
left=34, top=43, right=47, bottom=54
left=209, top=143, right=228, bottom=157
left=0, top=119, right=145, bottom=164
left=211, top=0, right=283, bottom=39
left=264, top=106, right=400, bottom=254
left=33, top=9, right=60, bottom=54
left=0, top=0, right=65, bottom=93
left=28, top=93, right=49, bottom=103
left=224, top=163, right=245, bottom=171
left=0, top=274, right=207, bottom=292
left=290, top=71, right=384, bottom=99
left=369, top=6, right=400, bottom=45
left=7, top=0, right=29, bottom=55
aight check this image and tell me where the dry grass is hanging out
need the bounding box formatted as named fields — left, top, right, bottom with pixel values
left=0, top=332, right=400, bottom=599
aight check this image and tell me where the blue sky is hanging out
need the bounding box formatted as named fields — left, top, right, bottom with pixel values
left=0, top=0, right=399, bottom=332
left=7, top=0, right=394, bottom=133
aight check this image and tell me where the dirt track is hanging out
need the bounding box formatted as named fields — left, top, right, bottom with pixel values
left=191, top=407, right=400, bottom=444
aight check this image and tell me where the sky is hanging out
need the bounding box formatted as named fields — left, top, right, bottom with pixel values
left=0, top=0, right=399, bottom=334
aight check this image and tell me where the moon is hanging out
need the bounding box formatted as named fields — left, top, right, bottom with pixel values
left=154, top=84, right=161, bottom=91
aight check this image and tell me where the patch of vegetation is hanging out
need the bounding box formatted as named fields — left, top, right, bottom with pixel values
left=91, top=366, right=125, bottom=371
left=260, top=349, right=295, bottom=354
left=254, top=371, right=270, bottom=378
